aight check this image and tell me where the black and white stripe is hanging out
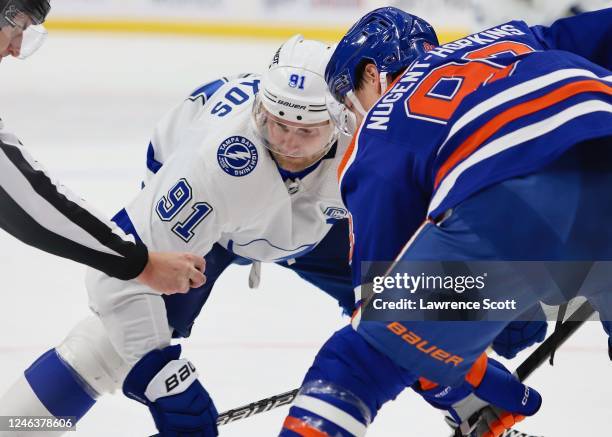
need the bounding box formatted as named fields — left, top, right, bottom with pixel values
left=0, top=129, right=148, bottom=280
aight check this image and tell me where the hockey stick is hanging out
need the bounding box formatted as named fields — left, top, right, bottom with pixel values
left=149, top=389, right=299, bottom=436
left=216, top=388, right=298, bottom=426
left=150, top=301, right=596, bottom=436
left=455, top=300, right=596, bottom=437
left=514, top=299, right=594, bottom=380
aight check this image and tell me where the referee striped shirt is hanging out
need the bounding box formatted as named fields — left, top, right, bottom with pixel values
left=0, top=121, right=148, bottom=280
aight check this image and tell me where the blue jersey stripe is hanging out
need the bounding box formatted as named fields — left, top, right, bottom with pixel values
left=188, top=78, right=227, bottom=103
left=146, top=142, right=163, bottom=175
left=112, top=208, right=142, bottom=243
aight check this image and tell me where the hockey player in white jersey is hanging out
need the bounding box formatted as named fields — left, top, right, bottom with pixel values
left=0, top=35, right=355, bottom=437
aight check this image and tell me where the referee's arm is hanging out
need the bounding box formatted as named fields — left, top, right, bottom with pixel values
left=0, top=136, right=148, bottom=280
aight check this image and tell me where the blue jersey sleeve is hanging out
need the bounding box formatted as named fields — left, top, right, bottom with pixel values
left=341, top=134, right=430, bottom=288
left=530, top=7, right=612, bottom=70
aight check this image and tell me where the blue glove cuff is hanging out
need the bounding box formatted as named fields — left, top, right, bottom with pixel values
left=123, top=344, right=182, bottom=405
left=475, top=359, right=542, bottom=416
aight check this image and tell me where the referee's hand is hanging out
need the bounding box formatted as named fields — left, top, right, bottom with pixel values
left=137, top=252, right=206, bottom=294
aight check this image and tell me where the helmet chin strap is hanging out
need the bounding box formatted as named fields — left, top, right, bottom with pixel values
left=379, top=71, right=388, bottom=93
left=346, top=91, right=367, bottom=117
left=344, top=71, right=388, bottom=119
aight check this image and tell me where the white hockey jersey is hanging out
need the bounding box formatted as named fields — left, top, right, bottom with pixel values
left=137, top=74, right=348, bottom=262
left=87, top=75, right=350, bottom=363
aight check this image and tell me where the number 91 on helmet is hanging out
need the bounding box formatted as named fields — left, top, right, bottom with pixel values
left=252, top=35, right=340, bottom=170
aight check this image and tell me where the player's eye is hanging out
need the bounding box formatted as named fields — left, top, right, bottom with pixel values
left=274, top=121, right=290, bottom=132
left=297, top=128, right=316, bottom=137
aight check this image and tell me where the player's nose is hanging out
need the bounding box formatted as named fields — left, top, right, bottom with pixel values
left=7, top=41, right=21, bottom=57
left=280, top=133, right=301, bottom=154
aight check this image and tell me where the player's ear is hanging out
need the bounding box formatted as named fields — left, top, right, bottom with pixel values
left=363, top=63, right=379, bottom=85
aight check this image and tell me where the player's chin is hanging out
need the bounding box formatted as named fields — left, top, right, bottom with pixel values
left=274, top=155, right=304, bottom=171
left=276, top=152, right=323, bottom=172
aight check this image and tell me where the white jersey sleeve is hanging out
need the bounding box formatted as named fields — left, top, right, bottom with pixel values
left=145, top=74, right=256, bottom=183
left=0, top=119, right=149, bottom=280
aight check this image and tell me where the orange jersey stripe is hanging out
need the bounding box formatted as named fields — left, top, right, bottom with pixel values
left=347, top=213, right=354, bottom=263
left=282, top=416, right=330, bottom=437
left=418, top=377, right=439, bottom=391
left=434, top=79, right=612, bottom=188
left=465, top=353, right=489, bottom=388
left=337, top=133, right=357, bottom=183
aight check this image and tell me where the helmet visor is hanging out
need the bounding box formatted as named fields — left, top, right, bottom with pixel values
left=2, top=5, right=48, bottom=58
left=18, top=23, right=47, bottom=58
left=325, top=93, right=359, bottom=136
left=253, top=95, right=338, bottom=158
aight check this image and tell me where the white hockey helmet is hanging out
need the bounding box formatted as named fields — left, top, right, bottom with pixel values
left=253, top=34, right=338, bottom=159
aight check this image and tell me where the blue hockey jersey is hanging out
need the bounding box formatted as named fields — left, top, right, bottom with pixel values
left=339, top=9, right=612, bottom=289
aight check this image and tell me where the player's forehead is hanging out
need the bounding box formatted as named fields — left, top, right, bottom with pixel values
left=267, top=112, right=330, bottom=129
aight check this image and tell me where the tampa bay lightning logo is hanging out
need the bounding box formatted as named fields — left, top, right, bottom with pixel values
left=217, top=136, right=258, bottom=177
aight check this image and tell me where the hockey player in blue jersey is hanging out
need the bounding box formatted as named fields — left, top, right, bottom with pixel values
left=280, top=7, right=612, bottom=437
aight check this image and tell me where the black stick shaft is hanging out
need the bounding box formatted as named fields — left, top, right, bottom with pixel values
left=515, top=300, right=594, bottom=381
left=216, top=388, right=299, bottom=426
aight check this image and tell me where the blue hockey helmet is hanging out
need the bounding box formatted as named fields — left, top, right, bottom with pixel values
left=325, top=7, right=438, bottom=103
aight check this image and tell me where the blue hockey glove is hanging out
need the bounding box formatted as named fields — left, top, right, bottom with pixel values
left=414, top=356, right=541, bottom=437
left=493, top=306, right=547, bottom=359
left=123, top=344, right=218, bottom=437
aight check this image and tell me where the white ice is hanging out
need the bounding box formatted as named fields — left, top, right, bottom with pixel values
left=0, top=33, right=609, bottom=436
